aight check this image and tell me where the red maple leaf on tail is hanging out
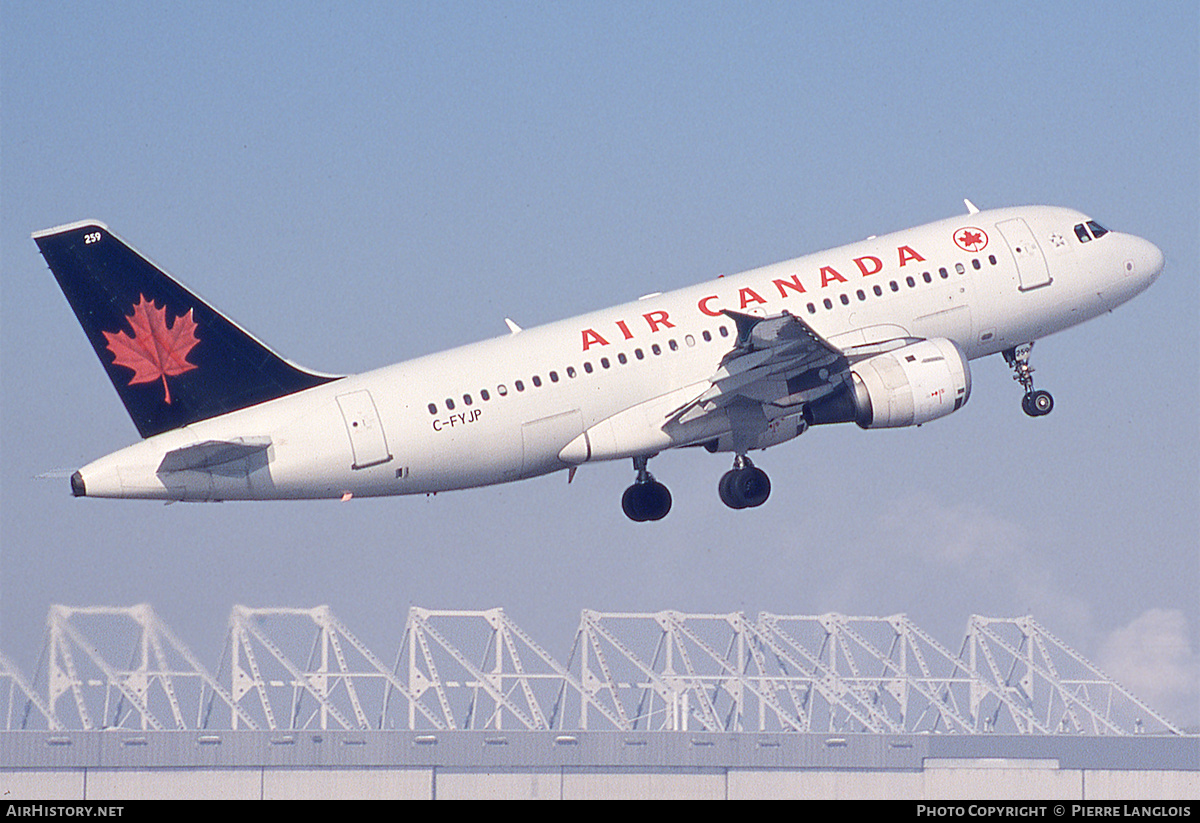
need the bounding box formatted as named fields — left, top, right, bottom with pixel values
left=103, top=294, right=200, bottom=404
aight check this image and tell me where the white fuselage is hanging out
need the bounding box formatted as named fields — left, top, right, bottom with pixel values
left=75, top=206, right=1163, bottom=501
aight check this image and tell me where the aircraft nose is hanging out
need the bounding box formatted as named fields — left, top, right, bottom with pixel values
left=1126, top=235, right=1164, bottom=286
left=1145, top=240, right=1165, bottom=282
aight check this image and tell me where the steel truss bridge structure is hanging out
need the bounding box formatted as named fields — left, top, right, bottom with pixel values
left=1, top=605, right=1184, bottom=736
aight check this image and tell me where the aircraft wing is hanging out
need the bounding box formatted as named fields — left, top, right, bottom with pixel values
left=667, top=310, right=851, bottom=427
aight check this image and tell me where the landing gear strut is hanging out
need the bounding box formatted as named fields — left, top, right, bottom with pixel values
left=718, top=455, right=771, bottom=510
left=1003, top=343, right=1054, bottom=417
left=621, top=455, right=672, bottom=522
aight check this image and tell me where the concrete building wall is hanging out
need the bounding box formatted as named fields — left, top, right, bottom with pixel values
left=4, top=765, right=1198, bottom=800
left=435, top=769, right=559, bottom=800
left=3, top=731, right=1194, bottom=799
left=83, top=770, right=263, bottom=801
left=0, top=770, right=84, bottom=801
left=729, top=768, right=925, bottom=800
left=562, top=769, right=726, bottom=800
left=1082, top=770, right=1200, bottom=800
left=921, top=762, right=1083, bottom=800
left=262, top=768, right=431, bottom=800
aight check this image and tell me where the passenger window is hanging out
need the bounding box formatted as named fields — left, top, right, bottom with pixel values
left=719, top=326, right=729, bottom=337
left=839, top=294, right=849, bottom=305
left=600, top=358, right=610, bottom=369
left=807, top=303, right=817, bottom=314
left=939, top=267, right=949, bottom=278
left=905, top=276, right=915, bottom=288
left=955, top=263, right=965, bottom=274
left=668, top=339, right=678, bottom=351
left=532, top=375, right=541, bottom=387
left=823, top=298, right=833, bottom=309
left=856, top=289, right=866, bottom=301
left=428, top=403, right=437, bottom=415
left=651, top=344, right=662, bottom=355
left=890, top=281, right=899, bottom=292
left=584, top=362, right=593, bottom=374
left=618, top=353, right=627, bottom=364
left=497, top=384, right=508, bottom=396
left=635, top=348, right=645, bottom=359
left=446, top=398, right=455, bottom=410
left=567, top=366, right=577, bottom=378
left=515, top=380, right=525, bottom=392
left=481, top=389, right=490, bottom=401
left=463, top=394, right=472, bottom=405
left=685, top=334, right=695, bottom=347
left=549, top=371, right=559, bottom=382
left=873, top=285, right=882, bottom=296
left=923, top=272, right=932, bottom=283
left=701, top=331, right=711, bottom=342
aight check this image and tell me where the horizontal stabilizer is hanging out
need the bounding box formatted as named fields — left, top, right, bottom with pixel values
left=157, top=437, right=271, bottom=473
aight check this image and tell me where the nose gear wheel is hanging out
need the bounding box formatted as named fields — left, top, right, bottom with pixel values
left=1004, top=343, right=1054, bottom=417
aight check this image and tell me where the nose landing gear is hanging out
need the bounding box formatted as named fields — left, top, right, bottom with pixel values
left=718, top=455, right=771, bottom=510
left=621, top=455, right=672, bottom=522
left=1004, top=343, right=1054, bottom=417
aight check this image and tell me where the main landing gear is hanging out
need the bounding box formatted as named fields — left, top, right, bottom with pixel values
left=621, top=454, right=774, bottom=521
left=718, top=455, right=771, bottom=510
left=1003, top=343, right=1054, bottom=417
left=621, top=455, right=672, bottom=522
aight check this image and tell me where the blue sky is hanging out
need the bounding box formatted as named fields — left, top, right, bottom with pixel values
left=2, top=1, right=1197, bottom=727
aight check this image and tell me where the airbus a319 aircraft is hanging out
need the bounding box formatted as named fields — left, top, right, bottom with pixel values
left=34, top=201, right=1162, bottom=521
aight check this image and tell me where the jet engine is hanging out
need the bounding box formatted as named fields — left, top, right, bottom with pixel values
left=805, top=338, right=971, bottom=429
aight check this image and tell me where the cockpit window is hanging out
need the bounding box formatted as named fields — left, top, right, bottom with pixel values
left=1074, top=221, right=1110, bottom=242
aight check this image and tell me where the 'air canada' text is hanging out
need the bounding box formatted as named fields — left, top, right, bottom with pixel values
left=579, top=244, right=927, bottom=351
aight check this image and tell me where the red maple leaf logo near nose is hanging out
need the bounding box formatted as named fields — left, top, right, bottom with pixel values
left=954, top=227, right=988, bottom=252
left=103, top=295, right=200, bottom=404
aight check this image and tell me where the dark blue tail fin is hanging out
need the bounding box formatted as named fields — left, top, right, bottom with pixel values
left=34, top=220, right=338, bottom=438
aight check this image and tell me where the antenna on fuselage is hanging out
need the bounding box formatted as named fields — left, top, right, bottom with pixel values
left=964, top=199, right=980, bottom=214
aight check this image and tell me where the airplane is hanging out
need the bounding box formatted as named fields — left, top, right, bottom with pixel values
left=33, top=201, right=1163, bottom=521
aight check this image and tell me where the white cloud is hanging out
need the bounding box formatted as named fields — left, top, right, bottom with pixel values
left=1098, top=608, right=1200, bottom=729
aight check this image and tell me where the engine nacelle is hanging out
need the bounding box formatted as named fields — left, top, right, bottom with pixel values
left=806, top=338, right=971, bottom=429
